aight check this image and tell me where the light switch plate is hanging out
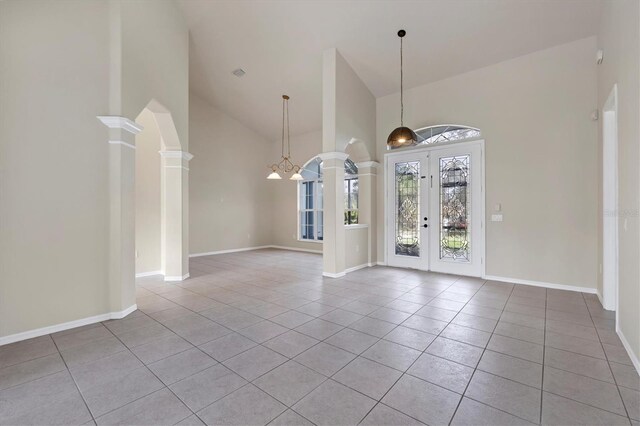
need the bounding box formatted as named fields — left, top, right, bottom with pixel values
left=491, top=214, right=503, bottom=222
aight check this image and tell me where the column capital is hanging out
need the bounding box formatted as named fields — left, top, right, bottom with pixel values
left=355, top=161, right=380, bottom=169
left=97, top=116, right=144, bottom=134
left=318, top=151, right=349, bottom=161
left=159, top=150, right=194, bottom=161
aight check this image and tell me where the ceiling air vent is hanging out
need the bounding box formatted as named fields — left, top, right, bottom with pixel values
left=232, top=68, right=246, bottom=77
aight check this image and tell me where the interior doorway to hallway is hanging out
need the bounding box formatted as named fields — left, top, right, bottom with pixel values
left=602, top=84, right=618, bottom=312
left=385, top=139, right=485, bottom=277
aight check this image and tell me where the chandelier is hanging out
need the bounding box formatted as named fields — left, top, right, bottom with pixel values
left=267, top=95, right=303, bottom=180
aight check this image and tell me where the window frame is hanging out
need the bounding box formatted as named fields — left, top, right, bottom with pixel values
left=297, top=158, right=359, bottom=242
left=297, top=177, right=324, bottom=242
left=344, top=175, right=359, bottom=225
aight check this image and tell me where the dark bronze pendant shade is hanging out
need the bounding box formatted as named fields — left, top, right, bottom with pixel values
left=387, top=29, right=417, bottom=149
left=387, top=126, right=418, bottom=148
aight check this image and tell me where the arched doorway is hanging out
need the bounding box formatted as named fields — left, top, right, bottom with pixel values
left=135, top=99, right=192, bottom=281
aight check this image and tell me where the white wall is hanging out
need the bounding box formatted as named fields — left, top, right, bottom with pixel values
left=346, top=226, right=369, bottom=269
left=120, top=0, right=189, bottom=150
left=0, top=0, right=111, bottom=338
left=0, top=0, right=190, bottom=341
left=270, top=130, right=323, bottom=252
left=377, top=37, right=599, bottom=290
left=189, top=94, right=273, bottom=255
left=597, top=0, right=640, bottom=366
left=135, top=109, right=162, bottom=275
left=334, top=51, right=377, bottom=157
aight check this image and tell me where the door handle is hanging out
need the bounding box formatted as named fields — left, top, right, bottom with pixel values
left=423, top=224, right=428, bottom=228
left=423, top=217, right=428, bottom=221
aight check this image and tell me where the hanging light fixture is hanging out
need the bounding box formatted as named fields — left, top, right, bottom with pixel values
left=267, top=95, right=303, bottom=180
left=387, top=29, right=417, bottom=149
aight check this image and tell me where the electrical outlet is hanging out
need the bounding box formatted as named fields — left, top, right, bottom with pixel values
left=491, top=214, right=503, bottom=222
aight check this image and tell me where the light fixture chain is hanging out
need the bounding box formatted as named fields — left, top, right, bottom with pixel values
left=400, top=35, right=404, bottom=126
left=281, top=97, right=285, bottom=157
left=286, top=97, right=291, bottom=157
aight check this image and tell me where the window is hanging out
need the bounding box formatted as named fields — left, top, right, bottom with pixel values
left=298, top=157, right=358, bottom=241
left=416, top=125, right=480, bottom=145
left=299, top=158, right=323, bottom=241
left=344, top=160, right=358, bottom=225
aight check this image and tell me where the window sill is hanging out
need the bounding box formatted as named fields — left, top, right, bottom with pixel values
left=345, top=224, right=368, bottom=229
left=297, top=239, right=323, bottom=244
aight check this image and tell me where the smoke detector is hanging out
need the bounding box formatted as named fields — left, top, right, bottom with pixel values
left=232, top=68, right=246, bottom=77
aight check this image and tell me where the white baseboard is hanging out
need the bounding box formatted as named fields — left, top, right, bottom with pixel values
left=483, top=275, right=597, bottom=294
left=190, top=245, right=322, bottom=258
left=0, top=304, right=138, bottom=347
left=616, top=324, right=640, bottom=375
left=135, top=270, right=162, bottom=278
left=376, top=261, right=387, bottom=266
left=323, top=271, right=346, bottom=278
left=345, top=263, right=370, bottom=274
left=269, top=245, right=323, bottom=254
left=165, top=273, right=189, bottom=282
left=189, top=245, right=272, bottom=258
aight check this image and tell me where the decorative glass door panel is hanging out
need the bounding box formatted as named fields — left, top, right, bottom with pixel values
left=395, top=161, right=420, bottom=257
left=386, top=152, right=429, bottom=269
left=439, top=155, right=471, bottom=262
left=429, top=144, right=483, bottom=277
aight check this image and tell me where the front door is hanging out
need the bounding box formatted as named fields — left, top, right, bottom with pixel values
left=386, top=141, right=484, bottom=277
left=386, top=151, right=430, bottom=269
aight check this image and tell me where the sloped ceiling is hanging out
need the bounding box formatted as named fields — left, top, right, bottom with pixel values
left=179, top=0, right=601, bottom=140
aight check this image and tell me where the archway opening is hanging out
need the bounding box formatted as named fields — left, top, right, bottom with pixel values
left=135, top=99, right=190, bottom=281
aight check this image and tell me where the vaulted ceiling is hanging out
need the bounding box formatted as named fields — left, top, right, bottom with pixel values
left=179, top=0, right=601, bottom=141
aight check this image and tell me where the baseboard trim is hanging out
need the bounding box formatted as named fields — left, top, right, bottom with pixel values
left=269, top=245, right=323, bottom=254
left=189, top=246, right=272, bottom=258
left=135, top=270, right=162, bottom=278
left=0, top=304, right=138, bottom=347
left=164, top=273, right=189, bottom=282
left=616, top=325, right=640, bottom=375
left=484, top=275, right=597, bottom=294
left=323, top=271, right=346, bottom=278
left=345, top=263, right=370, bottom=274
left=190, top=245, right=322, bottom=258
left=376, top=261, right=387, bottom=266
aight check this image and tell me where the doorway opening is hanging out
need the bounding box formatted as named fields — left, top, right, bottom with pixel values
left=602, top=84, right=618, bottom=312
left=135, top=99, right=191, bottom=282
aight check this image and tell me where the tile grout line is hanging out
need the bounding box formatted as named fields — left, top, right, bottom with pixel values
left=582, top=292, right=633, bottom=422
left=348, top=276, right=488, bottom=425
left=49, top=335, right=96, bottom=424
left=539, top=286, right=548, bottom=425
left=447, top=278, right=519, bottom=425
left=98, top=323, right=202, bottom=424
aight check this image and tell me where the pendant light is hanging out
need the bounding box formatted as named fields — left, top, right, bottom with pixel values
left=267, top=95, right=303, bottom=180
left=387, top=29, right=417, bottom=149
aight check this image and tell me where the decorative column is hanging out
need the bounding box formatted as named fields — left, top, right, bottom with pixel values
left=319, top=151, right=348, bottom=277
left=159, top=150, right=193, bottom=281
left=356, top=161, right=380, bottom=266
left=97, top=116, right=142, bottom=316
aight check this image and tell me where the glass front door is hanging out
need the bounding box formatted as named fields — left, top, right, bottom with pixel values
left=386, top=151, right=429, bottom=269
left=386, top=142, right=484, bottom=276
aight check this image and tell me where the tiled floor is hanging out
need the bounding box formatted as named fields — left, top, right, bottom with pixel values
left=1, top=249, right=639, bottom=425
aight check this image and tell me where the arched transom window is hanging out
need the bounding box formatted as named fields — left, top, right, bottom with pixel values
left=299, top=157, right=359, bottom=241
left=415, top=125, right=481, bottom=145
